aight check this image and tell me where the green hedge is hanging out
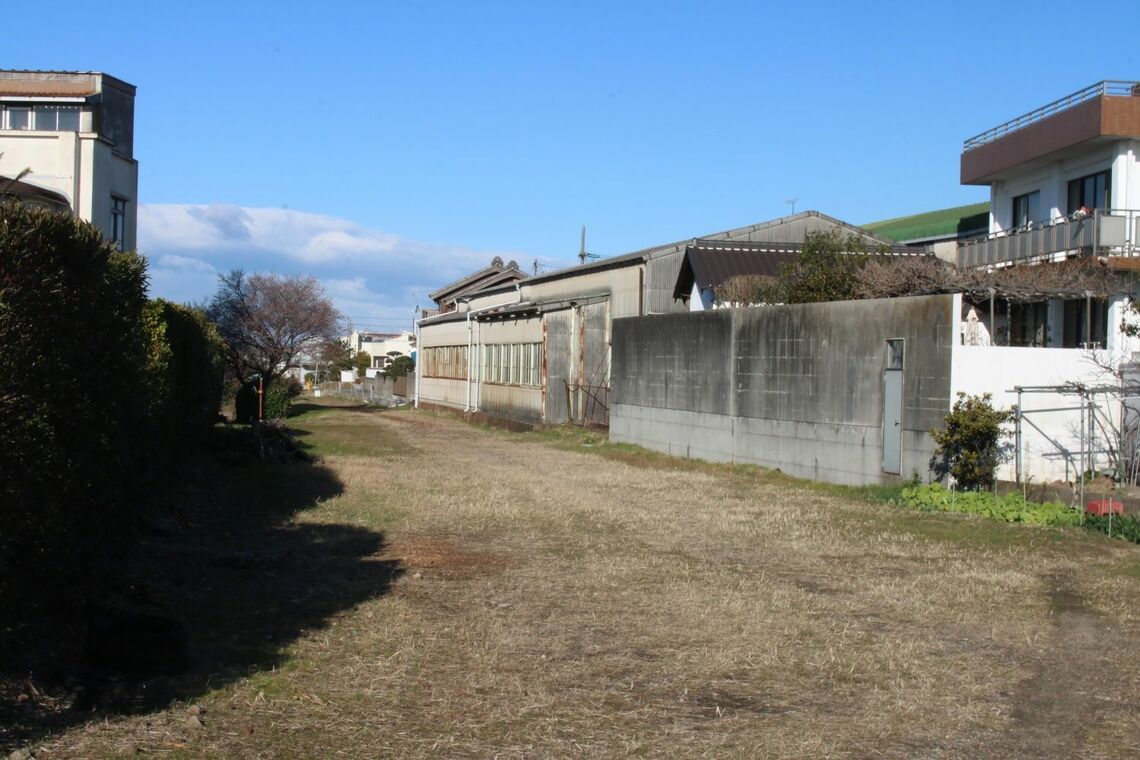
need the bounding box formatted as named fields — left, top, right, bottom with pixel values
left=0, top=202, right=224, bottom=641
left=145, top=300, right=225, bottom=459
left=0, top=201, right=150, bottom=616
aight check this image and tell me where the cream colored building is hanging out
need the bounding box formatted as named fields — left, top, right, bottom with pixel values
left=0, top=70, right=138, bottom=250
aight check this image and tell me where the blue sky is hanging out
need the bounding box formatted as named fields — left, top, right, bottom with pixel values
left=7, top=1, right=1138, bottom=333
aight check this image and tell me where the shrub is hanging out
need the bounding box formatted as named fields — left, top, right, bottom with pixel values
left=144, top=300, right=225, bottom=456
left=0, top=201, right=149, bottom=621
left=234, top=377, right=300, bottom=422
left=930, top=393, right=1012, bottom=491
left=264, top=379, right=300, bottom=420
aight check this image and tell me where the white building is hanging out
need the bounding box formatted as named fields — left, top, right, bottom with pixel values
left=349, top=330, right=416, bottom=370
left=958, top=80, right=1139, bottom=270
left=0, top=70, right=138, bottom=251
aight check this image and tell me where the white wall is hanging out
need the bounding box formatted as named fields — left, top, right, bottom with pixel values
left=989, top=141, right=1132, bottom=234
left=0, top=129, right=138, bottom=249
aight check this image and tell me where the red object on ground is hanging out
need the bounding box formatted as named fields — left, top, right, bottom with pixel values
left=1086, top=499, right=1123, bottom=516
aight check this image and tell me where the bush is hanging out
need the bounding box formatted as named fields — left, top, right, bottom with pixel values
left=0, top=201, right=149, bottom=621
left=144, top=300, right=225, bottom=457
left=264, top=379, right=300, bottom=420
left=930, top=393, right=1012, bottom=491
left=1083, top=513, right=1140, bottom=544
left=234, top=377, right=301, bottom=423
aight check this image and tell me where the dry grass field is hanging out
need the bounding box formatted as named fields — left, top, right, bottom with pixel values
left=10, top=400, right=1140, bottom=758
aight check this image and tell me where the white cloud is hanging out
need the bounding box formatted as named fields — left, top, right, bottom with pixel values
left=137, top=203, right=548, bottom=331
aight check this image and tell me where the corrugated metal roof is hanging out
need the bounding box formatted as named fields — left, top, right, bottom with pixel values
left=524, top=210, right=896, bottom=286
left=428, top=262, right=527, bottom=304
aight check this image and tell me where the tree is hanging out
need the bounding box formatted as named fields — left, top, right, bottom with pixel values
left=353, top=350, right=372, bottom=376
left=386, top=355, right=415, bottom=378
left=206, top=270, right=341, bottom=386
left=774, top=231, right=876, bottom=304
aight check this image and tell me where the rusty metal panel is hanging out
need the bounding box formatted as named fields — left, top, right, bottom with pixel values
left=544, top=310, right=572, bottom=423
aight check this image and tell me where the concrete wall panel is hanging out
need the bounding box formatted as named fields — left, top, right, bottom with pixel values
left=610, top=295, right=955, bottom=486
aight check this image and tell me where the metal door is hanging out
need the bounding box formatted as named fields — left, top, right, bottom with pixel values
left=883, top=339, right=904, bottom=474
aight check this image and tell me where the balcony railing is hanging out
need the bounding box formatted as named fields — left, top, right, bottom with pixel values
left=963, top=81, right=1140, bottom=152
left=957, top=209, right=1139, bottom=269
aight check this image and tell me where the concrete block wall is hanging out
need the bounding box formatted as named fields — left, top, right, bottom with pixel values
left=610, top=295, right=956, bottom=486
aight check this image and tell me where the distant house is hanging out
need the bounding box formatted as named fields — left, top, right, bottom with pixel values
left=416, top=211, right=895, bottom=425
left=348, top=330, right=416, bottom=372
left=0, top=70, right=139, bottom=250
left=426, top=257, right=528, bottom=317
left=673, top=237, right=927, bottom=311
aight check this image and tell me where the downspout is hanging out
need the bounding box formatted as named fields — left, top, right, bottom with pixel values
left=414, top=313, right=421, bottom=408
left=464, top=295, right=521, bottom=412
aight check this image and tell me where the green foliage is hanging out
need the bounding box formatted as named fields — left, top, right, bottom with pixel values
left=930, top=392, right=1012, bottom=491
left=900, top=483, right=1081, bottom=526
left=353, top=350, right=372, bottom=377
left=386, top=355, right=415, bottom=378
left=264, top=379, right=301, bottom=420
left=236, top=377, right=302, bottom=422
left=1083, top=513, right=1140, bottom=544
left=144, top=300, right=225, bottom=455
left=770, top=231, right=875, bottom=304
left=0, top=201, right=150, bottom=619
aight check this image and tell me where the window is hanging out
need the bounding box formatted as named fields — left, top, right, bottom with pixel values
left=110, top=197, right=127, bottom=250
left=3, top=106, right=31, bottom=130
left=1067, top=170, right=1110, bottom=213
left=1012, top=191, right=1040, bottom=229
left=885, top=339, right=904, bottom=370
left=422, top=345, right=469, bottom=379
left=482, top=342, right=542, bottom=386
left=1062, top=298, right=1108, bottom=349
left=33, top=106, right=80, bottom=131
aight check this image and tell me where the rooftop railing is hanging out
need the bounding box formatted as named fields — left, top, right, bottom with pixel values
left=957, top=208, right=1139, bottom=269
left=963, top=81, right=1140, bottom=152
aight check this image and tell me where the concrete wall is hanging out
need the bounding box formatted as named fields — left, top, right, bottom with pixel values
left=610, top=295, right=956, bottom=485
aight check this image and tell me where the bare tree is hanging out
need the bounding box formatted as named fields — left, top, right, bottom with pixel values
left=207, top=270, right=341, bottom=386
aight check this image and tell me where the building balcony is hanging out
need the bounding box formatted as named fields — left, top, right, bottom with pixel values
left=957, top=209, right=1139, bottom=269
left=961, top=81, right=1140, bottom=185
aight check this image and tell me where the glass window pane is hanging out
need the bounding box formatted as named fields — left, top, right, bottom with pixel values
left=34, top=107, right=57, bottom=130
left=57, top=108, right=79, bottom=131
left=8, top=108, right=30, bottom=129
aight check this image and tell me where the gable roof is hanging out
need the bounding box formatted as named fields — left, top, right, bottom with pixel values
left=523, top=210, right=897, bottom=286
left=673, top=241, right=802, bottom=300
left=428, top=258, right=527, bottom=306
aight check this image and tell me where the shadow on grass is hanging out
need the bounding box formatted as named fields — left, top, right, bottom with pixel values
left=0, top=424, right=402, bottom=753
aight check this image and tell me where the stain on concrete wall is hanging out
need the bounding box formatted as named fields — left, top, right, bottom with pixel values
left=610, top=295, right=956, bottom=485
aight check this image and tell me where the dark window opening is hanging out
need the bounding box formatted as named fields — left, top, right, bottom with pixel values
left=1062, top=298, right=1108, bottom=348
left=1012, top=191, right=1040, bottom=229
left=1067, top=170, right=1110, bottom=214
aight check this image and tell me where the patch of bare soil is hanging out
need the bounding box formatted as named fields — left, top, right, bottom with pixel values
left=387, top=536, right=513, bottom=580
left=1003, top=575, right=1114, bottom=756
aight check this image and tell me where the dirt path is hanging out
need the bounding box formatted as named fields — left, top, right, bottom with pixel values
left=14, top=405, right=1140, bottom=759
